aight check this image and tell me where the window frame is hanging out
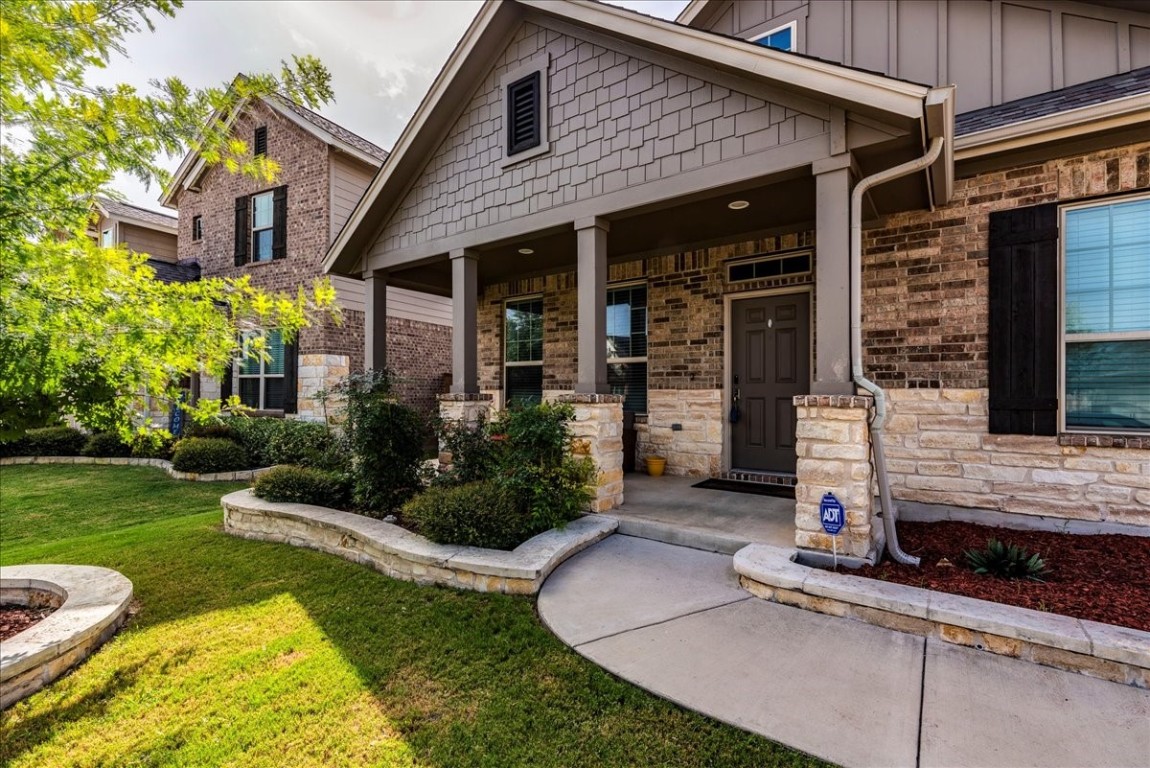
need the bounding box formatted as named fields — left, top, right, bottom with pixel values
left=234, top=328, right=286, bottom=411
left=100, top=226, right=115, bottom=247
left=750, top=20, right=798, bottom=52
left=1058, top=192, right=1150, bottom=436
left=499, top=55, right=550, bottom=168
left=250, top=190, right=274, bottom=263
left=191, top=215, right=203, bottom=242
left=606, top=280, right=648, bottom=415
left=503, top=295, right=544, bottom=408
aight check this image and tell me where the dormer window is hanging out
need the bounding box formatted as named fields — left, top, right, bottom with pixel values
left=254, top=125, right=268, bottom=157
left=506, top=72, right=541, bottom=156
left=752, top=21, right=796, bottom=52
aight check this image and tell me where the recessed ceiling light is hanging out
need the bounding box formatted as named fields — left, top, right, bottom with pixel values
left=728, top=200, right=750, bottom=210
left=518, top=248, right=534, bottom=255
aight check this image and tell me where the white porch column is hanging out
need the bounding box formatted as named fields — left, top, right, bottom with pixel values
left=575, top=217, right=609, bottom=394
left=449, top=249, right=479, bottom=394
left=364, top=270, right=387, bottom=371
left=812, top=155, right=854, bottom=395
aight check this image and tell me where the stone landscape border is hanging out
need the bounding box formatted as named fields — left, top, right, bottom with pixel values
left=0, top=456, right=274, bottom=482
left=734, top=543, right=1150, bottom=688
left=221, top=490, right=617, bottom=595
left=0, top=564, right=134, bottom=709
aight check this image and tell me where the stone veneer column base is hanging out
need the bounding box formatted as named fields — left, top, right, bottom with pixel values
left=296, top=354, right=351, bottom=422
left=557, top=393, right=624, bottom=513
left=793, top=395, right=883, bottom=564
left=437, top=393, right=494, bottom=468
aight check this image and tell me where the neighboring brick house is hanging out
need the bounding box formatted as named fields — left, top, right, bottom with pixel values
left=92, top=198, right=198, bottom=284
left=324, top=0, right=1148, bottom=561
left=161, top=89, right=452, bottom=420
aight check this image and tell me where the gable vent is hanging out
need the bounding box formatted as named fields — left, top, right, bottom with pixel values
left=254, top=126, right=268, bottom=157
left=506, top=72, right=541, bottom=156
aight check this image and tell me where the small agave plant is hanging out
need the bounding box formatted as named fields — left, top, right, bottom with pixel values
left=964, top=538, right=1049, bottom=582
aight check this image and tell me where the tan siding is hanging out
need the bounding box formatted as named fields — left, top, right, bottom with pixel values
left=119, top=222, right=177, bottom=262
left=690, top=0, right=1150, bottom=114
left=332, top=277, right=452, bottom=327
left=329, top=154, right=378, bottom=242
left=371, top=21, right=827, bottom=259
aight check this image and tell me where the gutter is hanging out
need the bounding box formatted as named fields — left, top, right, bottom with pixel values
left=850, top=135, right=945, bottom=567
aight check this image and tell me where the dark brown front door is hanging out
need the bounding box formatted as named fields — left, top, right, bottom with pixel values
left=730, top=293, right=810, bottom=472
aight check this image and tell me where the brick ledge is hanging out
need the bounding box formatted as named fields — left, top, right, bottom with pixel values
left=1058, top=433, right=1149, bottom=450
left=793, top=395, right=874, bottom=409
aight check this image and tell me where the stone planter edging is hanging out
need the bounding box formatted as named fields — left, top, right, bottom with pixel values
left=0, top=564, right=134, bottom=709
left=221, top=490, right=617, bottom=595
left=734, top=543, right=1150, bottom=688
left=0, top=456, right=275, bottom=482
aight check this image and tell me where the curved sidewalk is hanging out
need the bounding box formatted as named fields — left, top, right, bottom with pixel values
left=538, top=535, right=1150, bottom=768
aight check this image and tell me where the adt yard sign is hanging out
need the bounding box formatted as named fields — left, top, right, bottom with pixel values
left=820, top=493, right=845, bottom=535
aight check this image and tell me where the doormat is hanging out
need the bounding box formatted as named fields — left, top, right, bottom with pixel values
left=691, top=478, right=796, bottom=499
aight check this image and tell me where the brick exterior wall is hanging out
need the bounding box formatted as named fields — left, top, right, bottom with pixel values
left=175, top=99, right=450, bottom=417
left=374, top=21, right=827, bottom=256
left=862, top=141, right=1150, bottom=389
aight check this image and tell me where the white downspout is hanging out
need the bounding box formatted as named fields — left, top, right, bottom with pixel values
left=850, top=135, right=945, bottom=567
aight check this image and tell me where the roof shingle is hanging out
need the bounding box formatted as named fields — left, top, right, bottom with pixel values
left=98, top=198, right=178, bottom=229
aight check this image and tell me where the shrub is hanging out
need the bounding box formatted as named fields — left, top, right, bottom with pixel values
left=130, top=429, right=175, bottom=460
left=184, top=421, right=236, bottom=441
left=171, top=437, right=250, bottom=474
left=0, top=435, right=29, bottom=458
left=403, top=480, right=526, bottom=550
left=265, top=420, right=341, bottom=468
left=337, top=370, right=429, bottom=515
left=253, top=465, right=351, bottom=509
left=81, top=432, right=132, bottom=458
left=23, top=426, right=87, bottom=456
left=434, top=412, right=500, bottom=485
left=965, top=538, right=1049, bottom=581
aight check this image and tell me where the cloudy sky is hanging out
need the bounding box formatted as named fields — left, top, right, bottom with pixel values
left=97, top=0, right=689, bottom=212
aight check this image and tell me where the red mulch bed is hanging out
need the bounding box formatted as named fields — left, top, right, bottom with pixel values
left=0, top=604, right=55, bottom=641
left=844, top=521, right=1150, bottom=632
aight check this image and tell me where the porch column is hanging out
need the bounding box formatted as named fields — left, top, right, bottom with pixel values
left=449, top=248, right=479, bottom=394
left=812, top=156, right=854, bottom=395
left=575, top=217, right=609, bottom=394
left=364, top=270, right=387, bottom=371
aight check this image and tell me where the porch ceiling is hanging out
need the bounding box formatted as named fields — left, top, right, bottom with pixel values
left=386, top=171, right=818, bottom=294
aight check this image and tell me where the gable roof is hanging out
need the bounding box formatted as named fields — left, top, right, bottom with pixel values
left=323, top=0, right=950, bottom=277
left=160, top=85, right=388, bottom=209
left=96, top=197, right=178, bottom=233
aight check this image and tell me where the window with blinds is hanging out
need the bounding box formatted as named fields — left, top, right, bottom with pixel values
left=237, top=329, right=286, bottom=410
left=505, top=298, right=543, bottom=408
left=1062, top=195, right=1150, bottom=432
left=607, top=284, right=647, bottom=414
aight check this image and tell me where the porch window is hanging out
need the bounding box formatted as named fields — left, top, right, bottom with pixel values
left=505, top=297, right=543, bottom=407
left=607, top=283, right=647, bottom=414
left=1062, top=195, right=1150, bottom=433
left=236, top=328, right=286, bottom=410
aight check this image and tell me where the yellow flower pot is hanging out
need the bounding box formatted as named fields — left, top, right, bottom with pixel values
left=646, top=456, right=666, bottom=477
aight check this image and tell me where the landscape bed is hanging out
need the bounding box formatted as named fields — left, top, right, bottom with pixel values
left=0, top=605, right=54, bottom=642
left=842, top=520, right=1149, bottom=632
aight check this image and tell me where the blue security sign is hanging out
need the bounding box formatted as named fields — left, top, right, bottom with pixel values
left=820, top=492, right=845, bottom=535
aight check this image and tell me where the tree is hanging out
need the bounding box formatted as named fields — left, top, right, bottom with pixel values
left=0, top=0, right=339, bottom=437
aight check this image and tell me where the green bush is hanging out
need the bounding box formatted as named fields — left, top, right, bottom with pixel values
left=171, top=437, right=250, bottom=474
left=184, top=421, right=236, bottom=441
left=24, top=426, right=87, bottom=456
left=965, top=538, right=1049, bottom=581
left=253, top=465, right=351, bottom=509
left=0, top=435, right=29, bottom=458
left=434, top=412, right=500, bottom=486
left=81, top=432, right=132, bottom=458
left=225, top=416, right=346, bottom=470
left=337, top=370, right=429, bottom=515
left=130, top=429, right=175, bottom=460
left=403, top=480, right=526, bottom=550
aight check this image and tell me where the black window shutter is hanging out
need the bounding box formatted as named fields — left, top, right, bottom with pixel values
left=988, top=203, right=1059, bottom=436
left=272, top=185, right=288, bottom=260
left=254, top=126, right=268, bottom=157
left=506, top=71, right=541, bottom=155
left=282, top=338, right=298, bottom=414
left=234, top=195, right=248, bottom=266
left=220, top=365, right=233, bottom=402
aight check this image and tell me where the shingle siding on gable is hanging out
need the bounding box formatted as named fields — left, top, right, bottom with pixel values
left=374, top=22, right=828, bottom=256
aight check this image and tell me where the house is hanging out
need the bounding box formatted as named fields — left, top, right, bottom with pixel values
left=161, top=88, right=453, bottom=420
left=91, top=198, right=200, bottom=284
left=323, top=0, right=1149, bottom=564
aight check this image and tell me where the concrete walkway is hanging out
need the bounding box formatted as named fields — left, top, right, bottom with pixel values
left=538, top=535, right=1150, bottom=768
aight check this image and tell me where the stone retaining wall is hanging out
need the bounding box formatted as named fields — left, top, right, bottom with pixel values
left=884, top=389, right=1150, bottom=527
left=0, top=456, right=274, bottom=482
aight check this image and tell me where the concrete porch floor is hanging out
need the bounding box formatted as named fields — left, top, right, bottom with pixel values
left=603, top=473, right=795, bottom=554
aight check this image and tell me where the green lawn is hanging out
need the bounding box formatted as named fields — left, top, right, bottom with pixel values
left=0, top=465, right=822, bottom=768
